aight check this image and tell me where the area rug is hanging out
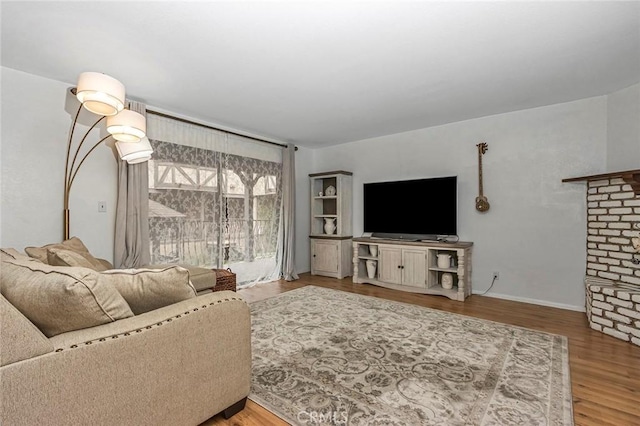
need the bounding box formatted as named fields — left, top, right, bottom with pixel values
left=249, top=286, right=573, bottom=425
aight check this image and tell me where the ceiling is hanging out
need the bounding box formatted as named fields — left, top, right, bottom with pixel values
left=2, top=1, right=639, bottom=149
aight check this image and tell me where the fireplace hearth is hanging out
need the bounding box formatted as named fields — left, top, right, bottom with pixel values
left=564, top=170, right=640, bottom=346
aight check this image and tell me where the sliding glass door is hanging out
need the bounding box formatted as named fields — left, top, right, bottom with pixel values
left=147, top=139, right=282, bottom=287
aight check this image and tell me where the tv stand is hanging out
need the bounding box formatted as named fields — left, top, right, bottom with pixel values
left=352, top=237, right=473, bottom=301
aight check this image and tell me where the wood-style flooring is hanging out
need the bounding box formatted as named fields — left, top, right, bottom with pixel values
left=204, top=273, right=640, bottom=426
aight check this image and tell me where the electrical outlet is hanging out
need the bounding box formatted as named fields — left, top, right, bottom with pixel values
left=98, top=201, right=107, bottom=213
left=492, top=271, right=499, bottom=280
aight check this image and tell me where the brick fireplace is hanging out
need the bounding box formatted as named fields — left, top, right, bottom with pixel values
left=564, top=170, right=640, bottom=346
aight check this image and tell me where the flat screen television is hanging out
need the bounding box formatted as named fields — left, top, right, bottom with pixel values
left=363, top=176, right=457, bottom=240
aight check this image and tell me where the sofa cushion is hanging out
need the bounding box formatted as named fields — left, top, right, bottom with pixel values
left=144, top=263, right=216, bottom=292
left=0, top=294, right=53, bottom=366
left=1, top=248, right=39, bottom=263
left=101, top=266, right=197, bottom=315
left=24, top=237, right=109, bottom=271
left=182, top=265, right=217, bottom=292
left=0, top=258, right=134, bottom=337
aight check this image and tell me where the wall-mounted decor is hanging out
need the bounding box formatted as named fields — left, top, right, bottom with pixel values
left=475, top=142, right=490, bottom=212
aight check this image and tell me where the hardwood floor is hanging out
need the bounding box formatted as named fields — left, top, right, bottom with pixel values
left=204, top=273, right=640, bottom=426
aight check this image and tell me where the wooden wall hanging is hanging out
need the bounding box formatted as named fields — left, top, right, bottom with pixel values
left=475, top=142, right=490, bottom=212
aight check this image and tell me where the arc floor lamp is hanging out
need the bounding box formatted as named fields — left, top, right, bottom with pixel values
left=64, top=72, right=153, bottom=240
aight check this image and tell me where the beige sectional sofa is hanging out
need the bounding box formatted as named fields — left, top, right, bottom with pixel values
left=0, top=241, right=252, bottom=425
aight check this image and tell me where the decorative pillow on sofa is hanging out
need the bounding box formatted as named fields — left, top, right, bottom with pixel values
left=24, top=237, right=111, bottom=271
left=101, top=266, right=197, bottom=315
left=0, top=258, right=134, bottom=337
left=47, top=247, right=102, bottom=270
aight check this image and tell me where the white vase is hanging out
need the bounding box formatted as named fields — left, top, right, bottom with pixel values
left=369, top=245, right=378, bottom=257
left=366, top=260, right=377, bottom=279
left=441, top=272, right=454, bottom=289
left=324, top=218, right=336, bottom=235
left=437, top=254, right=452, bottom=268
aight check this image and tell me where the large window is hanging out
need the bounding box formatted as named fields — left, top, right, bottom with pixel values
left=147, top=139, right=282, bottom=287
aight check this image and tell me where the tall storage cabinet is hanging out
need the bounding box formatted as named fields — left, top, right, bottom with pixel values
left=309, top=171, right=353, bottom=279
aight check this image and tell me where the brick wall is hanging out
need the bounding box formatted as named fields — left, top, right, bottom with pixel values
left=586, top=177, right=640, bottom=286
left=586, top=279, right=640, bottom=346
left=584, top=176, right=639, bottom=346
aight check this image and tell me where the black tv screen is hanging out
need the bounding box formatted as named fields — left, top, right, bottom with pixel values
left=363, top=176, right=457, bottom=238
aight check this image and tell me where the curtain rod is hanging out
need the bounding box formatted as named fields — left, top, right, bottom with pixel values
left=145, top=108, right=297, bottom=150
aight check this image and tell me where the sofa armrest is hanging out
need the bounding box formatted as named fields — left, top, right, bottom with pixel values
left=0, top=295, right=53, bottom=366
left=2, top=290, right=251, bottom=426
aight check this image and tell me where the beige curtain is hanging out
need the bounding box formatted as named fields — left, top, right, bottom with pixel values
left=114, top=101, right=150, bottom=268
left=275, top=143, right=298, bottom=281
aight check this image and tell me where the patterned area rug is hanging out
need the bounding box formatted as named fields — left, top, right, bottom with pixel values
left=249, top=286, right=573, bottom=425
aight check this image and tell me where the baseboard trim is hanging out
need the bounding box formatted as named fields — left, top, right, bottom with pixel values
left=473, top=291, right=586, bottom=312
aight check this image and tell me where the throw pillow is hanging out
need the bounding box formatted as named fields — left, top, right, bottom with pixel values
left=101, top=266, right=197, bottom=315
left=96, top=258, right=115, bottom=270
left=24, top=237, right=109, bottom=271
left=0, top=258, right=134, bottom=337
left=47, top=247, right=102, bottom=270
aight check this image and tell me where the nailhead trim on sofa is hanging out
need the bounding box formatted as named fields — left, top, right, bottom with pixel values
left=54, top=297, right=244, bottom=352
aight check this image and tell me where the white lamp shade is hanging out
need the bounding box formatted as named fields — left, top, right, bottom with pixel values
left=76, top=72, right=125, bottom=116
left=107, top=110, right=146, bottom=142
left=116, top=137, right=153, bottom=164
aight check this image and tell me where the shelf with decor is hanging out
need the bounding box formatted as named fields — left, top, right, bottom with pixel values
left=309, top=171, right=353, bottom=279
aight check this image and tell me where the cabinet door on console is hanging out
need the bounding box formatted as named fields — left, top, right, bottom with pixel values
left=311, top=239, right=339, bottom=274
left=402, top=249, right=427, bottom=288
left=378, top=246, right=426, bottom=288
left=378, top=247, right=402, bottom=284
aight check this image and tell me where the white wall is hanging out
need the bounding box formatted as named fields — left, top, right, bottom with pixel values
left=1, top=67, right=117, bottom=260
left=606, top=83, right=640, bottom=171
left=302, top=97, right=608, bottom=310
